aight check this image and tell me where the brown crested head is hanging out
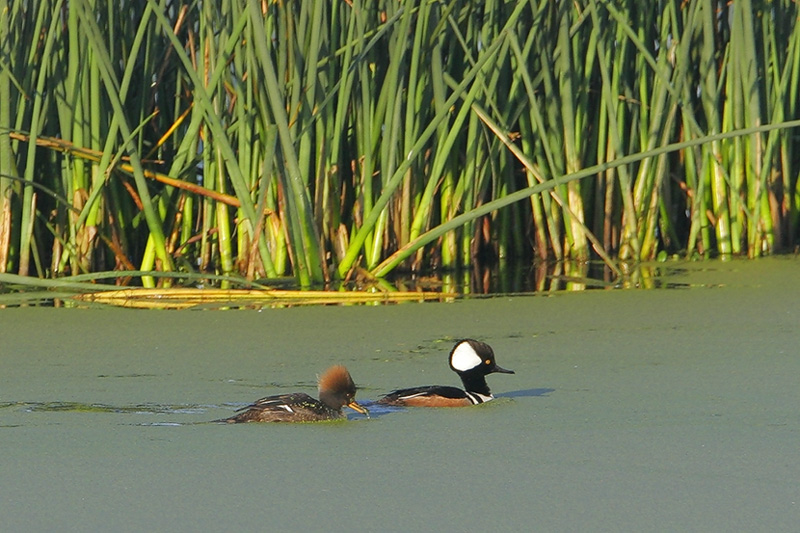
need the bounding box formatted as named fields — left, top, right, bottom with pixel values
left=317, top=365, right=369, bottom=416
left=318, top=365, right=356, bottom=397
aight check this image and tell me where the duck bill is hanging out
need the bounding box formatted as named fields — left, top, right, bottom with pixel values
left=492, top=364, right=515, bottom=375
left=346, top=400, right=370, bottom=417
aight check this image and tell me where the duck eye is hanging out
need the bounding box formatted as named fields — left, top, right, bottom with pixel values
left=485, top=359, right=491, bottom=365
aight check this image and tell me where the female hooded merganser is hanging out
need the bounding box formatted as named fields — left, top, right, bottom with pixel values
left=377, top=339, right=514, bottom=407
left=221, top=365, right=369, bottom=423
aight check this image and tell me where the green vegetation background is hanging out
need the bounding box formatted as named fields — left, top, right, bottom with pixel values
left=1, top=0, right=799, bottom=287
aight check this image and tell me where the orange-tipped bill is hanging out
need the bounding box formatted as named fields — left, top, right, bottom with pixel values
left=346, top=400, right=370, bottom=418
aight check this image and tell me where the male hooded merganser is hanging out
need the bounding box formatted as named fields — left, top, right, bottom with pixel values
left=221, top=365, right=369, bottom=423
left=377, top=339, right=514, bottom=407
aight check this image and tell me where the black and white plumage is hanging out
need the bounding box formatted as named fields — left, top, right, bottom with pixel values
left=377, top=339, right=514, bottom=407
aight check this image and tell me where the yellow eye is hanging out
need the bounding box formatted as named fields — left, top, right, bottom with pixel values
left=485, top=359, right=491, bottom=365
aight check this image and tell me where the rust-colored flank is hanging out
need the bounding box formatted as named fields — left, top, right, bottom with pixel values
left=394, top=395, right=472, bottom=407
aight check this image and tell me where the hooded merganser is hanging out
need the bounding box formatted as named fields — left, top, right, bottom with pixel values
left=377, top=339, right=514, bottom=407
left=221, top=365, right=369, bottom=423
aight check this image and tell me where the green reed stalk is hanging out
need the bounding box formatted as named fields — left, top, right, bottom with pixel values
left=507, top=23, right=564, bottom=260
left=149, top=3, right=278, bottom=277
left=3, top=1, right=800, bottom=285
left=76, top=1, right=157, bottom=278
left=248, top=2, right=323, bottom=285
left=320, top=0, right=354, bottom=264
left=13, top=1, right=63, bottom=276
left=411, top=37, right=481, bottom=266
left=336, top=1, right=529, bottom=278
left=77, top=2, right=174, bottom=272
left=763, top=3, right=800, bottom=249
left=631, top=4, right=678, bottom=261
left=0, top=0, right=17, bottom=273
left=373, top=119, right=800, bottom=276
left=726, top=1, right=754, bottom=256
left=587, top=0, right=640, bottom=259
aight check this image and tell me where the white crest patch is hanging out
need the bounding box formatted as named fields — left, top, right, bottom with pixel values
left=450, top=341, right=483, bottom=371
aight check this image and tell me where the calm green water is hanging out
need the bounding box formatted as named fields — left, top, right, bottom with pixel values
left=2, top=258, right=799, bottom=531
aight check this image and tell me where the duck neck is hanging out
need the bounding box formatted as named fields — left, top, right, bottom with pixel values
left=317, top=391, right=342, bottom=413
left=459, top=372, right=491, bottom=397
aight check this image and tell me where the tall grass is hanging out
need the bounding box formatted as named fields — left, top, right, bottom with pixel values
left=1, top=0, right=799, bottom=287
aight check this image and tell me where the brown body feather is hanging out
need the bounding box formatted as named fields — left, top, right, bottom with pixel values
left=221, top=366, right=367, bottom=423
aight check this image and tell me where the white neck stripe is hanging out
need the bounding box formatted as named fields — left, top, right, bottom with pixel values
left=465, top=391, right=494, bottom=404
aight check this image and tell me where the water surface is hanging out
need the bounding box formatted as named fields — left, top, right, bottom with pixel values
left=2, top=258, right=799, bottom=531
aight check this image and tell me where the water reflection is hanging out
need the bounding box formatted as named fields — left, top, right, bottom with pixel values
left=7, top=401, right=210, bottom=415
left=388, top=260, right=690, bottom=295
left=496, top=388, right=555, bottom=399
left=351, top=400, right=401, bottom=419
left=2, top=400, right=374, bottom=425
left=3, top=397, right=542, bottom=424
left=0, top=260, right=699, bottom=309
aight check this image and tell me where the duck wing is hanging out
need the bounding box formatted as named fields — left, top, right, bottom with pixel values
left=377, top=385, right=473, bottom=407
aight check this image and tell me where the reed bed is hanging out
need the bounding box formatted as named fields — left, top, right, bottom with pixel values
left=1, top=0, right=799, bottom=289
